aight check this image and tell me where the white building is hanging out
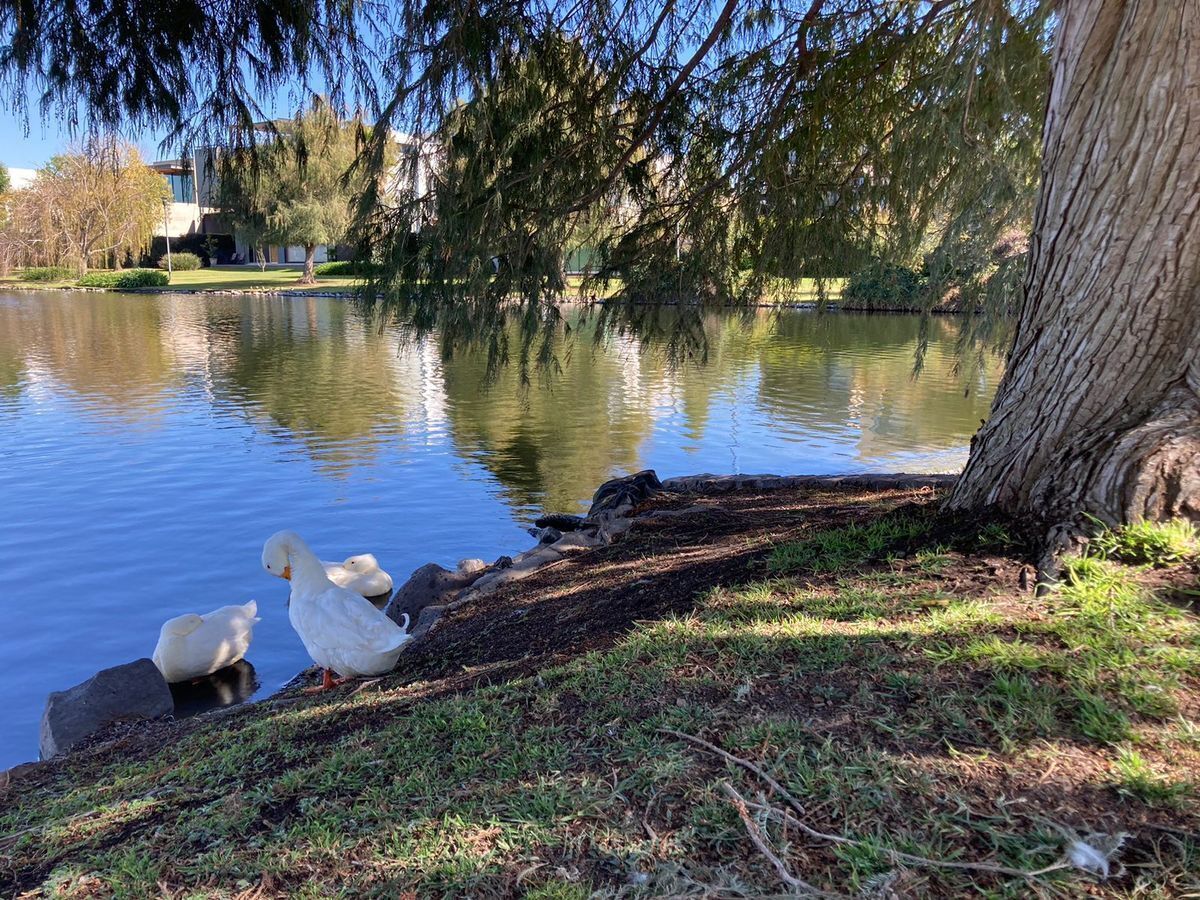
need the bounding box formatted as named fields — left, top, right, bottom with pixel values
left=6, top=167, right=36, bottom=191
left=149, top=130, right=437, bottom=265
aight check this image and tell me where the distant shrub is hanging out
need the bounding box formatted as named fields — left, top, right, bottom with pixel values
left=78, top=268, right=170, bottom=289
left=841, top=263, right=925, bottom=310
left=19, top=266, right=74, bottom=283
left=314, top=260, right=376, bottom=276
left=159, top=251, right=202, bottom=271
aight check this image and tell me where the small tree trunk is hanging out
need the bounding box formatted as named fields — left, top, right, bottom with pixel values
left=949, top=0, right=1200, bottom=528
left=299, top=243, right=317, bottom=284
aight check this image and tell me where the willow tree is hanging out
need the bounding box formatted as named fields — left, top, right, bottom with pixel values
left=217, top=100, right=370, bottom=283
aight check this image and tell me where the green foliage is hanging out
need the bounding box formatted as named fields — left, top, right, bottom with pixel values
left=78, top=268, right=170, bottom=289
left=19, top=266, right=73, bottom=282
left=0, top=162, right=9, bottom=194
left=313, top=260, right=375, bottom=276
left=841, top=263, right=926, bottom=311
left=218, top=99, right=375, bottom=275
left=1089, top=519, right=1199, bottom=567
left=160, top=251, right=202, bottom=271
left=769, top=516, right=932, bottom=574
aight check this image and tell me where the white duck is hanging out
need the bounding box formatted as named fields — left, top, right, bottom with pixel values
left=152, top=601, right=260, bottom=683
left=262, top=531, right=411, bottom=691
left=322, top=554, right=394, bottom=598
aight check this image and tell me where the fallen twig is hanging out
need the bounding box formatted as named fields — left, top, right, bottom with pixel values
left=659, top=727, right=806, bottom=816
left=664, top=728, right=1075, bottom=882
left=721, top=782, right=846, bottom=898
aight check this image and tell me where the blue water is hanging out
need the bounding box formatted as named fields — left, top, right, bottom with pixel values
left=0, top=291, right=1000, bottom=766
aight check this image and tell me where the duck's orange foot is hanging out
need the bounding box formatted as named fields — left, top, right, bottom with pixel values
left=302, top=669, right=349, bottom=694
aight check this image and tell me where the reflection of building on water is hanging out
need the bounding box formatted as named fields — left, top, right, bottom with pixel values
left=168, top=659, right=259, bottom=719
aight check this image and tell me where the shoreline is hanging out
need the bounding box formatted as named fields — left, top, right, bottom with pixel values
left=2, top=470, right=1197, bottom=896
left=0, top=281, right=969, bottom=313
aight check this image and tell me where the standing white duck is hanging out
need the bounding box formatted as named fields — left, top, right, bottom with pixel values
left=322, top=554, right=394, bottom=598
left=262, top=531, right=411, bottom=691
left=152, top=601, right=260, bottom=683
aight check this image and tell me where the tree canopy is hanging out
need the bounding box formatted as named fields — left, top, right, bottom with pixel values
left=0, top=138, right=169, bottom=273
left=217, top=100, right=376, bottom=282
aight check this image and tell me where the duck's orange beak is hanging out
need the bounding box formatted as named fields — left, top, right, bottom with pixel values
left=282, top=565, right=292, bottom=581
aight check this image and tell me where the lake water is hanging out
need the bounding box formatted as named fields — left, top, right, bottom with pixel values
left=0, top=291, right=1001, bottom=766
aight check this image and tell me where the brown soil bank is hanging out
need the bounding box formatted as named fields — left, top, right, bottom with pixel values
left=2, top=482, right=1198, bottom=897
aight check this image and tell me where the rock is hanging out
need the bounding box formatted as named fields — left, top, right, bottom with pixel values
left=534, top=513, right=587, bottom=532
left=588, top=469, right=663, bottom=518
left=40, top=659, right=173, bottom=759
left=552, top=530, right=604, bottom=553
left=409, top=604, right=448, bottom=641
left=384, top=562, right=487, bottom=627
left=533, top=526, right=562, bottom=545
left=493, top=555, right=514, bottom=569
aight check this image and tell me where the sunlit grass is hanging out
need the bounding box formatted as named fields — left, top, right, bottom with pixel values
left=3, top=513, right=1198, bottom=897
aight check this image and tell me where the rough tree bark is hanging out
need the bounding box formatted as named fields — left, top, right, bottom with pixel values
left=300, top=243, right=318, bottom=284
left=948, top=0, right=1200, bottom=530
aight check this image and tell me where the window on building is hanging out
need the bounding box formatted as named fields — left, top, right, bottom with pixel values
left=165, top=173, right=194, bottom=204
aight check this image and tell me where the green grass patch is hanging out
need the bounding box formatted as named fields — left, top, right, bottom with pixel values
left=1089, top=518, right=1199, bottom=566
left=769, top=514, right=932, bottom=573
left=2, top=507, right=1198, bottom=897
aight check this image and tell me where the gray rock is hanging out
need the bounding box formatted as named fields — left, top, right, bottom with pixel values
left=534, top=513, right=588, bottom=532
left=384, top=562, right=487, bottom=627
left=40, top=658, right=173, bottom=759
left=588, top=470, right=663, bottom=518
left=409, top=604, right=448, bottom=641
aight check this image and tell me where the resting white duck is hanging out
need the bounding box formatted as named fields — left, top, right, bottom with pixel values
left=322, top=554, right=393, bottom=598
left=262, top=531, right=411, bottom=691
left=152, top=601, right=260, bottom=683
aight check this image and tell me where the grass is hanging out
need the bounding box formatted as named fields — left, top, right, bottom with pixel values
left=1, top=268, right=844, bottom=302
left=2, top=499, right=1197, bottom=897
left=1089, top=518, right=1199, bottom=567
left=0, top=265, right=360, bottom=294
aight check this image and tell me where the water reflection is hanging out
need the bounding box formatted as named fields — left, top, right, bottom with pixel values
left=0, top=290, right=1002, bottom=766
left=0, top=292, right=1002, bottom=509
left=167, top=660, right=259, bottom=718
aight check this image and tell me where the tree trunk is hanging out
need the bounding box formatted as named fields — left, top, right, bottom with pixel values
left=948, top=0, right=1200, bottom=529
left=300, top=243, right=317, bottom=284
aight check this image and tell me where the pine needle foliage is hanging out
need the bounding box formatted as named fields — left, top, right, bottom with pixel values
left=352, top=0, right=1051, bottom=369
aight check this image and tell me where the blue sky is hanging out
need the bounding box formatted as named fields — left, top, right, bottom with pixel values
left=0, top=105, right=164, bottom=170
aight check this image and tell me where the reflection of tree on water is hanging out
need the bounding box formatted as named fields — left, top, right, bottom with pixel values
left=0, top=291, right=185, bottom=420
left=214, top=297, right=439, bottom=475
left=0, top=291, right=1004, bottom=511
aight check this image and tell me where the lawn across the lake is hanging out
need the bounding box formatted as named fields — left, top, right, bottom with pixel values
left=0, top=267, right=845, bottom=304
left=2, top=483, right=1197, bottom=897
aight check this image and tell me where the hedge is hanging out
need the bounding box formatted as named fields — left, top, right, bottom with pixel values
left=840, top=263, right=925, bottom=311
left=19, top=266, right=74, bottom=283
left=159, top=251, right=202, bottom=271
left=313, top=260, right=377, bottom=276
left=77, top=269, right=171, bottom=289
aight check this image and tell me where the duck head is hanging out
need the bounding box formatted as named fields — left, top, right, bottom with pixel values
left=261, top=530, right=303, bottom=581
left=342, top=553, right=380, bottom=573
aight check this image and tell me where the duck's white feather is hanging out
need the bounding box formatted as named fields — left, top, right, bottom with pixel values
left=322, top=554, right=394, bottom=598
left=152, top=601, right=259, bottom=683
left=265, top=532, right=410, bottom=678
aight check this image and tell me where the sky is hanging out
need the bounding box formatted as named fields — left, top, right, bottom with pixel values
left=0, top=104, right=164, bottom=171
